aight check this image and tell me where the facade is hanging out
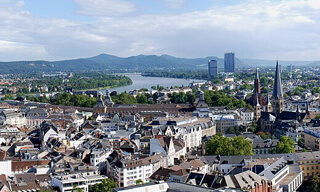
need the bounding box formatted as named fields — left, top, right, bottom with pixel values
left=240, top=108, right=254, bottom=121
left=208, top=60, right=218, bottom=77
left=51, top=171, right=107, bottom=192
left=26, top=108, right=49, bottom=126
left=107, top=153, right=166, bottom=187
left=224, top=52, right=235, bottom=73
left=301, top=127, right=320, bottom=151
left=0, top=110, right=26, bottom=127
left=296, top=151, right=320, bottom=179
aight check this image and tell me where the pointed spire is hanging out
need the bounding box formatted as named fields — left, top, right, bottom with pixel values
left=255, top=93, right=260, bottom=107
left=266, top=93, right=271, bottom=105
left=273, top=60, right=283, bottom=99
left=255, top=67, right=259, bottom=80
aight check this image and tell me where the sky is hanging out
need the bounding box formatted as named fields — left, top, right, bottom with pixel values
left=0, top=0, right=319, bottom=61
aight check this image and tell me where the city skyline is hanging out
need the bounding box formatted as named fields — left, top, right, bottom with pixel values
left=0, top=0, right=319, bottom=61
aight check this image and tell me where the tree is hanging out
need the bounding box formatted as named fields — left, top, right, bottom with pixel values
left=92, top=179, right=117, bottom=192
left=206, top=135, right=253, bottom=156
left=72, top=185, right=83, bottom=192
left=136, top=179, right=143, bottom=185
left=257, top=131, right=271, bottom=140
left=310, top=175, right=320, bottom=192
left=276, top=136, right=295, bottom=154
left=2, top=94, right=14, bottom=101
left=136, top=94, right=148, bottom=104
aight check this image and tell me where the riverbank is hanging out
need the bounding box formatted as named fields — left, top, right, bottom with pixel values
left=141, top=71, right=209, bottom=81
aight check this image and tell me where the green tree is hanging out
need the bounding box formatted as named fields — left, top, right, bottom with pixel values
left=276, top=136, right=295, bottom=154
left=92, top=179, right=117, bottom=192
left=232, top=136, right=254, bottom=156
left=72, top=185, right=83, bottom=192
left=206, top=135, right=253, bottom=156
left=310, top=175, right=320, bottom=192
left=136, top=179, right=143, bottom=185
left=2, top=94, right=14, bottom=101
left=136, top=94, right=148, bottom=104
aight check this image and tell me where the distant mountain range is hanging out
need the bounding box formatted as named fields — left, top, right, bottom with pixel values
left=0, top=53, right=318, bottom=74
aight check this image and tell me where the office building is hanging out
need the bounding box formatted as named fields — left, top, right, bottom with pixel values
left=224, top=52, right=235, bottom=73
left=208, top=60, right=218, bottom=77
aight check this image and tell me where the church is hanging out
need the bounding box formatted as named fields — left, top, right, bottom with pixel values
left=256, top=61, right=311, bottom=134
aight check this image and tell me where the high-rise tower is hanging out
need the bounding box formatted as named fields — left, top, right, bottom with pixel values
left=208, top=60, right=218, bottom=77
left=272, top=61, right=284, bottom=116
left=224, top=52, right=235, bottom=73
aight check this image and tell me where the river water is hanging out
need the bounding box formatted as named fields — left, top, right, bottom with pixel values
left=102, top=73, right=204, bottom=93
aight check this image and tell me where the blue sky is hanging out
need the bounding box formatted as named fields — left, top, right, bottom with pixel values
left=0, top=0, right=319, bottom=61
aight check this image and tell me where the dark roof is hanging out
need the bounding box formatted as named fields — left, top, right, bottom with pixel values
left=185, top=172, right=205, bottom=186
left=149, top=167, right=172, bottom=181
left=277, top=111, right=306, bottom=121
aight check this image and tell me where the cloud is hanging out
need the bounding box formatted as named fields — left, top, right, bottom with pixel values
left=73, top=0, right=136, bottom=16
left=0, top=0, right=319, bottom=61
left=163, top=0, right=186, bottom=9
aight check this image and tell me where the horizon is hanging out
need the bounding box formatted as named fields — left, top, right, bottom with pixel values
left=0, top=52, right=317, bottom=63
left=0, top=0, right=319, bottom=61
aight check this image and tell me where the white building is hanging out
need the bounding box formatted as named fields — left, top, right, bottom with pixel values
left=0, top=110, right=26, bottom=127
left=107, top=153, right=166, bottom=187
left=240, top=108, right=254, bottom=121
left=90, top=147, right=113, bottom=171
left=51, top=171, right=107, bottom=192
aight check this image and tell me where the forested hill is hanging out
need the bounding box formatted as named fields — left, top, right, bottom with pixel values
left=0, top=54, right=245, bottom=74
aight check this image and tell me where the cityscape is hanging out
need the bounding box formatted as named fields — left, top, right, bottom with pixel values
left=0, top=1, right=320, bottom=192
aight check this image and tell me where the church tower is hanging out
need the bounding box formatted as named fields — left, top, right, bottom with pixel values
left=253, top=68, right=261, bottom=106
left=272, top=61, right=284, bottom=116
left=266, top=93, right=272, bottom=112
left=254, top=94, right=261, bottom=121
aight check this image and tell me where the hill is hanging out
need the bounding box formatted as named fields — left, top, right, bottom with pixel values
left=0, top=54, right=317, bottom=74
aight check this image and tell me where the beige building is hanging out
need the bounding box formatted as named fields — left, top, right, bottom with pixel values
left=301, top=127, right=320, bottom=151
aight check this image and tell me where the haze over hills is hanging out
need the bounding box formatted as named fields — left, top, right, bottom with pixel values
left=0, top=53, right=317, bottom=74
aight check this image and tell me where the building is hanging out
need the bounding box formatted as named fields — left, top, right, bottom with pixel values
left=107, top=152, right=166, bottom=187
left=51, top=171, right=107, bottom=192
left=208, top=60, right=218, bottom=77
left=224, top=52, right=235, bottom=73
left=112, top=182, right=169, bottom=192
left=273, top=61, right=284, bottom=116
left=301, top=127, right=320, bottom=151
left=0, top=110, right=26, bottom=127
left=254, top=94, right=261, bottom=121
left=296, top=151, right=320, bottom=179
left=93, top=94, right=107, bottom=115
left=26, top=108, right=49, bottom=126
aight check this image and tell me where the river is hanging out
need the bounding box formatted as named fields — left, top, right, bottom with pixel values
left=102, top=73, right=204, bottom=93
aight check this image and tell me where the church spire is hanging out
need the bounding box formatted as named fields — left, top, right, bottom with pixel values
left=266, top=93, right=271, bottom=105
left=255, top=93, right=260, bottom=107
left=273, top=60, right=283, bottom=99
left=255, top=67, right=259, bottom=80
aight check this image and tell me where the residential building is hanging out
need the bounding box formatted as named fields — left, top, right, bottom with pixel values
left=301, top=127, right=320, bottom=151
